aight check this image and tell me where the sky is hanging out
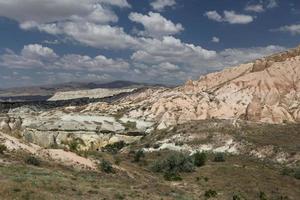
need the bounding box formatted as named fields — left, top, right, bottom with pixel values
left=0, top=0, right=299, bottom=88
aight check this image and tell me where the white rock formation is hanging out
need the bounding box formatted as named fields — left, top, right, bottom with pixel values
left=48, top=88, right=136, bottom=101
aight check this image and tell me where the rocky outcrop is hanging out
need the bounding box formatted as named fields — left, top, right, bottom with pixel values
left=89, top=46, right=300, bottom=127
left=0, top=111, right=154, bottom=151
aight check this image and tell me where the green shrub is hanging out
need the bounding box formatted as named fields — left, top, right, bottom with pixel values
left=204, top=189, right=217, bottom=198
left=193, top=151, right=207, bottom=167
left=133, top=150, right=145, bottom=162
left=281, top=167, right=294, bottom=176
left=114, top=156, right=121, bottom=165
left=0, top=144, right=7, bottom=154
left=214, top=152, right=226, bottom=162
left=63, top=138, right=85, bottom=153
left=232, top=193, right=246, bottom=200
left=123, top=121, right=137, bottom=131
left=25, top=156, right=41, bottom=166
left=259, top=192, right=267, bottom=200
left=151, top=152, right=195, bottom=179
left=163, top=171, right=182, bottom=181
left=103, top=141, right=126, bottom=154
left=294, top=168, right=300, bottom=180
left=99, top=159, right=114, bottom=173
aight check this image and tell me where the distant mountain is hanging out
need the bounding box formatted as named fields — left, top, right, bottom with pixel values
left=0, top=80, right=158, bottom=102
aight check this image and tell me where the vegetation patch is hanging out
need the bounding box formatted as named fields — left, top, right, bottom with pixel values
left=193, top=151, right=207, bottom=167
left=204, top=189, right=217, bottom=198
left=214, top=152, right=226, bottom=162
left=151, top=152, right=195, bottom=181
left=133, top=149, right=145, bottom=162
left=0, top=144, right=7, bottom=154
left=102, top=141, right=126, bottom=154
left=24, top=156, right=41, bottom=166
left=99, top=159, right=114, bottom=173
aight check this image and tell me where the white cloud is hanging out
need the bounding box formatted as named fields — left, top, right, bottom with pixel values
left=132, top=36, right=217, bottom=66
left=0, top=0, right=126, bottom=24
left=24, top=22, right=139, bottom=50
left=204, top=11, right=223, bottom=22
left=266, top=0, right=278, bottom=9
left=0, top=0, right=136, bottom=50
left=22, top=44, right=58, bottom=60
left=150, top=0, right=176, bottom=11
left=129, top=12, right=184, bottom=38
left=0, top=44, right=129, bottom=72
left=245, top=4, right=265, bottom=13
left=205, top=10, right=254, bottom=24
left=98, top=0, right=131, bottom=8
left=273, top=24, right=300, bottom=35
left=212, top=37, right=220, bottom=43
left=130, top=42, right=285, bottom=83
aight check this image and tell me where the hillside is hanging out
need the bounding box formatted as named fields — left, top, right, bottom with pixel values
left=92, top=45, right=300, bottom=128
left=0, top=46, right=299, bottom=200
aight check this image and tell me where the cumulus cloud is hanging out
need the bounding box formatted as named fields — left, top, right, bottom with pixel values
left=0, top=0, right=127, bottom=24
left=212, top=37, right=220, bottom=43
left=245, top=4, right=265, bottom=13
left=132, top=36, right=217, bottom=67
left=0, top=0, right=135, bottom=50
left=266, top=0, right=278, bottom=9
left=273, top=24, right=300, bottom=35
left=129, top=12, right=184, bottom=38
left=0, top=44, right=129, bottom=72
left=23, top=22, right=139, bottom=50
left=205, top=10, right=254, bottom=24
left=150, top=0, right=176, bottom=11
left=130, top=42, right=285, bottom=83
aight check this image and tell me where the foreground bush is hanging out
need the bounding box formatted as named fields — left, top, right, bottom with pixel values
left=133, top=150, right=145, bottom=162
left=193, top=151, right=207, bottom=167
left=25, top=156, right=41, bottom=166
left=214, top=152, right=226, bottom=162
left=99, top=159, right=114, bottom=173
left=151, top=152, right=194, bottom=181
left=102, top=141, right=126, bottom=154
left=0, top=144, right=7, bottom=154
left=294, top=168, right=300, bottom=180
left=204, top=189, right=217, bottom=198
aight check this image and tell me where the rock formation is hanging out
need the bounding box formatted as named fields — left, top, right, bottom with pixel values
left=95, top=45, right=300, bottom=128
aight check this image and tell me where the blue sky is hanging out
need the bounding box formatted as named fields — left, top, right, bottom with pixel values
left=0, top=0, right=299, bottom=88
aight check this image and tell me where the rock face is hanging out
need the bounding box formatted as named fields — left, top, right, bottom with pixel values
left=0, top=111, right=154, bottom=151
left=97, top=46, right=300, bottom=127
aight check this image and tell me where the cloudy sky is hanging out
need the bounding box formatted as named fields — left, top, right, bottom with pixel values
left=0, top=0, right=299, bottom=88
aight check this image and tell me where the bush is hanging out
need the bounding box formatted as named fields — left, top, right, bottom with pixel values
left=193, top=151, right=207, bottom=167
left=103, top=141, right=126, bottom=154
left=25, top=156, right=41, bottom=166
left=163, top=172, right=182, bottom=181
left=99, top=159, right=114, bottom=173
left=204, top=189, right=217, bottom=198
left=114, top=156, right=121, bottom=165
left=294, top=168, right=300, bottom=180
left=0, top=144, right=7, bottom=154
left=232, top=193, right=246, bottom=200
left=133, top=150, right=145, bottom=162
left=258, top=192, right=267, bottom=200
left=64, top=138, right=85, bottom=153
left=281, top=167, right=294, bottom=176
left=123, top=121, right=137, bottom=131
left=151, top=152, right=195, bottom=180
left=214, top=153, right=226, bottom=162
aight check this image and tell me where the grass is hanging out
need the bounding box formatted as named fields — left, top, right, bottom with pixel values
left=0, top=150, right=299, bottom=200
